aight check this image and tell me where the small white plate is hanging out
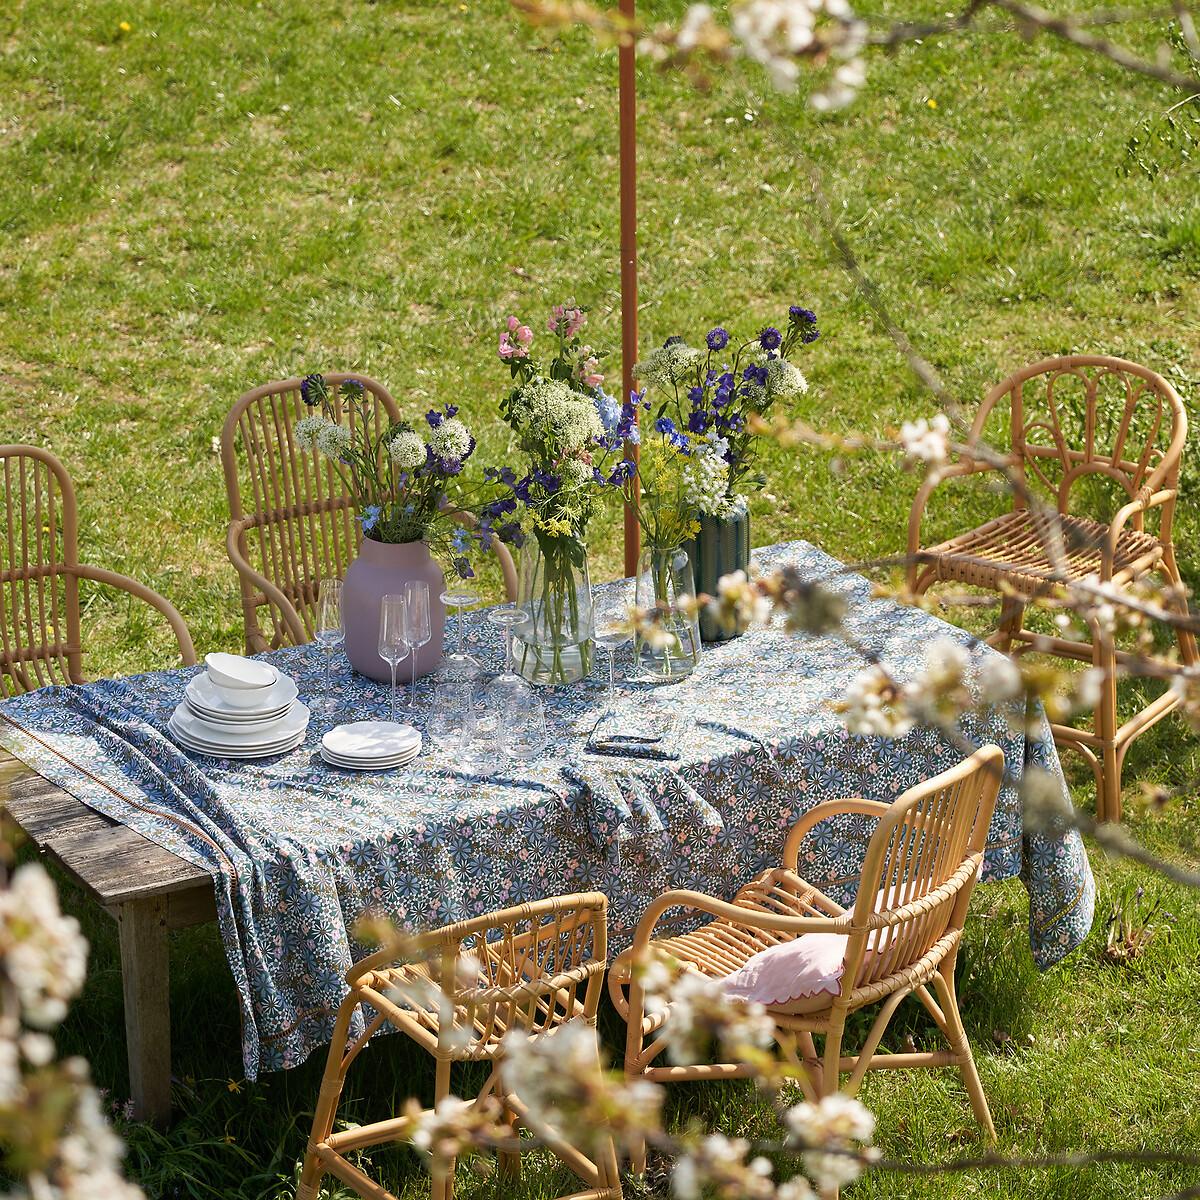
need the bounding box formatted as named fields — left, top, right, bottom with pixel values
left=205, top=652, right=278, bottom=690
left=322, top=721, right=420, bottom=762
left=186, top=672, right=298, bottom=720
left=171, top=702, right=309, bottom=748
left=320, top=745, right=419, bottom=772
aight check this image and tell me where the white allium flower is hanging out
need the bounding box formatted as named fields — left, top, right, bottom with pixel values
left=294, top=414, right=332, bottom=450
left=316, top=421, right=352, bottom=461
left=388, top=429, right=426, bottom=470
left=0, top=863, right=88, bottom=1028
left=765, top=356, right=809, bottom=401
left=899, top=412, right=951, bottom=466
left=979, top=654, right=1024, bottom=704
left=428, top=417, right=472, bottom=461
left=634, top=343, right=705, bottom=389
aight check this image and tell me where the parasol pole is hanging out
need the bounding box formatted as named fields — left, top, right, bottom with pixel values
left=619, top=0, right=640, bottom=577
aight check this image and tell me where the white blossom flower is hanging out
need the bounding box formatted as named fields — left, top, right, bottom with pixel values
left=785, top=1093, right=876, bottom=1193
left=715, top=570, right=772, bottom=630
left=839, top=664, right=913, bottom=738
left=979, top=654, right=1024, bottom=704
left=428, top=417, right=472, bottom=461
left=673, top=1132, right=775, bottom=1200
left=0, top=864, right=88, bottom=1029
left=315, top=421, right=352, bottom=461
left=643, top=968, right=774, bottom=1064
left=899, top=412, right=951, bottom=466
left=388, top=429, right=426, bottom=470
left=410, top=1095, right=472, bottom=1154
left=294, top=414, right=333, bottom=450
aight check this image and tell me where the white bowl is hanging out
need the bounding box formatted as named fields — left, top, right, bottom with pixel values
left=208, top=677, right=280, bottom=709
left=204, top=652, right=277, bottom=691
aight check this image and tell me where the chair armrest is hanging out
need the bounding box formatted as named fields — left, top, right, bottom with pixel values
left=630, top=888, right=849, bottom=957
left=70, top=564, right=197, bottom=666
left=1105, top=489, right=1175, bottom=574
left=906, top=459, right=1003, bottom=589
left=782, top=798, right=891, bottom=871
left=225, top=520, right=308, bottom=647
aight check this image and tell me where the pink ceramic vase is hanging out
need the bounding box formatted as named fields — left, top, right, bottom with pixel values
left=342, top=538, right=446, bottom=682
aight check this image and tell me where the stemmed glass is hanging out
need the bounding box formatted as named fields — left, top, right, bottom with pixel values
left=378, top=594, right=410, bottom=724
left=593, top=580, right=634, bottom=716
left=439, top=586, right=482, bottom=679
left=485, top=604, right=531, bottom=708
left=427, top=679, right=476, bottom=756
left=315, top=579, right=344, bottom=717
left=401, top=581, right=432, bottom=713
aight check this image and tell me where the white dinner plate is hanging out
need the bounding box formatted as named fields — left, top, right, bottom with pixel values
left=185, top=672, right=298, bottom=721
left=171, top=702, right=309, bottom=748
left=172, top=726, right=307, bottom=759
left=322, top=721, right=420, bottom=762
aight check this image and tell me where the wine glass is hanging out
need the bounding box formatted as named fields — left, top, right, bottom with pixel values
left=401, top=581, right=432, bottom=712
left=485, top=604, right=531, bottom=709
left=593, top=580, right=634, bottom=716
left=501, top=690, right=549, bottom=760
left=315, top=578, right=344, bottom=717
left=427, top=679, right=476, bottom=756
left=378, top=594, right=410, bottom=723
left=439, top=586, right=482, bottom=679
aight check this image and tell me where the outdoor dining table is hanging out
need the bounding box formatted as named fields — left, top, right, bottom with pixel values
left=0, top=539, right=1095, bottom=1123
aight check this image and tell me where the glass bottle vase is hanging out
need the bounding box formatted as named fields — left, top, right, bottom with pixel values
left=512, top=533, right=594, bottom=686
left=635, top=544, right=702, bottom=681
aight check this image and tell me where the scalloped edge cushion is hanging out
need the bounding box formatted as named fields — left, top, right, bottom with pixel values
left=719, top=931, right=849, bottom=1015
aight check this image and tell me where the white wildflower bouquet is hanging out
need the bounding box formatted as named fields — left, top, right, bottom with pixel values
left=294, top=375, right=522, bottom=580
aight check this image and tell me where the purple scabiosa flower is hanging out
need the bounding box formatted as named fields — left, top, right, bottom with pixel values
left=439, top=456, right=463, bottom=476
left=789, top=306, right=818, bottom=325
left=759, top=326, right=783, bottom=352
left=706, top=327, right=729, bottom=351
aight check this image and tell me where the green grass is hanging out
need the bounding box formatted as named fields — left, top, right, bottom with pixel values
left=2, top=0, right=1199, bottom=1196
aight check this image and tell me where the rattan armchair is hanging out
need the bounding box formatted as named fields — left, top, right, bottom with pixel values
left=907, top=355, right=1196, bottom=822
left=221, top=375, right=518, bottom=654
left=609, top=746, right=1004, bottom=1174
left=0, top=445, right=196, bottom=697
left=298, top=893, right=621, bottom=1200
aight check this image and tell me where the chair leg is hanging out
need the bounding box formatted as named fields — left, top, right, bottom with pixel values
left=1161, top=548, right=1199, bottom=667
left=930, top=966, right=995, bottom=1141
left=819, top=1019, right=846, bottom=1100
left=431, top=1056, right=456, bottom=1200
left=623, top=980, right=649, bottom=1176
left=297, top=997, right=360, bottom=1200
left=497, top=1099, right=521, bottom=1181
left=991, top=593, right=1026, bottom=654
left=1093, top=625, right=1121, bottom=824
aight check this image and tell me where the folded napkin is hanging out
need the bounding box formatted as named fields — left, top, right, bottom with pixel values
left=584, top=708, right=686, bottom=761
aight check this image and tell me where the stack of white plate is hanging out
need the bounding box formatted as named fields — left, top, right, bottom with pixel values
left=321, top=721, right=421, bottom=772
left=169, top=653, right=309, bottom=759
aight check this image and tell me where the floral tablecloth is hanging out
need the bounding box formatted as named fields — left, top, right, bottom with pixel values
left=0, top=541, right=1094, bottom=1078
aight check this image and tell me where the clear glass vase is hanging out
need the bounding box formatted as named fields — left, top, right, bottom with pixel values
left=512, top=533, right=594, bottom=686
left=635, top=544, right=702, bottom=681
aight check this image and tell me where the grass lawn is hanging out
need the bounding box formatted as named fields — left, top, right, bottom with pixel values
left=2, top=0, right=1200, bottom=1196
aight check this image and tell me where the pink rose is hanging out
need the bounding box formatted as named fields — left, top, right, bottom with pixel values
left=506, top=315, right=521, bottom=332
left=516, top=324, right=533, bottom=346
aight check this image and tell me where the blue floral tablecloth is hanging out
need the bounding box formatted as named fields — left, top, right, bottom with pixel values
left=0, top=541, right=1094, bottom=1078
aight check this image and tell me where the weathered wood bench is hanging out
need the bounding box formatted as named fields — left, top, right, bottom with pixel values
left=0, top=748, right=216, bottom=1126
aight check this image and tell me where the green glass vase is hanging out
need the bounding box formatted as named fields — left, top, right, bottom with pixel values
left=684, top=510, right=752, bottom=643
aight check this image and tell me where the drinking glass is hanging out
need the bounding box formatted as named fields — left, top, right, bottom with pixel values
left=439, top=587, right=482, bottom=679
left=401, top=581, right=432, bottom=712
left=378, top=594, right=410, bottom=723
left=315, top=578, right=344, bottom=716
left=501, top=690, right=549, bottom=760
left=485, top=604, right=531, bottom=710
left=427, top=679, right=477, bottom=756
left=592, top=580, right=634, bottom=716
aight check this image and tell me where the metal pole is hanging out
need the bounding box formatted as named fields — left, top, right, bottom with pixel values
left=619, top=0, right=640, bottom=577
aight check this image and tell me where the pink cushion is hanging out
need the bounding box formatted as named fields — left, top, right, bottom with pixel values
left=720, top=932, right=848, bottom=1015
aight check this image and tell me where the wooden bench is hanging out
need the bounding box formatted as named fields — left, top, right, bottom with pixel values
left=0, top=748, right=216, bottom=1126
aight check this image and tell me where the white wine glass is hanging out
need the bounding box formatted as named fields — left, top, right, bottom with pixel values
left=378, top=594, right=410, bottom=723
left=315, top=578, right=344, bottom=717
left=401, top=581, right=432, bottom=712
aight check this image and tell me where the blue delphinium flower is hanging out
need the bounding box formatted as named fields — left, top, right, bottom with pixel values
left=533, top=468, right=561, bottom=494
left=687, top=385, right=706, bottom=405
left=425, top=409, right=444, bottom=428
left=359, top=505, right=382, bottom=533
left=608, top=459, right=636, bottom=485
left=453, top=557, right=475, bottom=579
left=450, top=526, right=472, bottom=554
left=593, top=389, right=621, bottom=434
left=687, top=409, right=710, bottom=434
left=513, top=475, right=533, bottom=502
left=654, top=416, right=678, bottom=436
left=743, top=364, right=769, bottom=387
left=706, top=327, right=729, bottom=351
left=802, top=327, right=821, bottom=344
left=759, top=326, right=783, bottom=352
